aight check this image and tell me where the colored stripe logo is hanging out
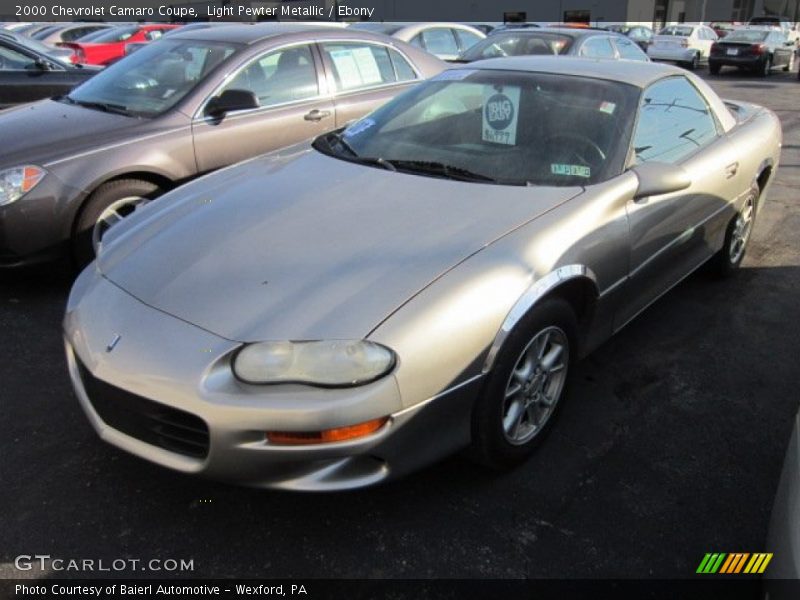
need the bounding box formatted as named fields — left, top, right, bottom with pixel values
left=697, top=553, right=773, bottom=574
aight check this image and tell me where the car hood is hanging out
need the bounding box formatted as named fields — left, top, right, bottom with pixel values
left=0, top=99, right=146, bottom=166
left=99, top=147, right=583, bottom=342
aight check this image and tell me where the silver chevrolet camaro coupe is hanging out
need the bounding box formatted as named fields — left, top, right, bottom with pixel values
left=64, top=57, right=781, bottom=491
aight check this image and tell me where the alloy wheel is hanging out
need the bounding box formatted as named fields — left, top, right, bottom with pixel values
left=92, top=196, right=150, bottom=253
left=501, top=326, right=569, bottom=445
left=729, top=196, right=755, bottom=264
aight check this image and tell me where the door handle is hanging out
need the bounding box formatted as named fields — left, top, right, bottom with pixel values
left=304, top=109, right=331, bottom=122
left=725, top=162, right=739, bottom=179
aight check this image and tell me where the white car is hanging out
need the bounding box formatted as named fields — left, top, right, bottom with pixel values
left=349, top=22, right=486, bottom=61
left=647, top=24, right=718, bottom=69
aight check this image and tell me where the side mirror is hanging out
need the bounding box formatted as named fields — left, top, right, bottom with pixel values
left=34, top=58, right=53, bottom=71
left=631, top=161, right=691, bottom=199
left=206, top=89, right=258, bottom=117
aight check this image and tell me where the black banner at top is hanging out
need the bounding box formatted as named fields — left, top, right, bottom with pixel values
left=0, top=0, right=777, bottom=24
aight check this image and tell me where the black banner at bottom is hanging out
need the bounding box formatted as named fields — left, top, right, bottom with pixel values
left=2, top=579, right=800, bottom=600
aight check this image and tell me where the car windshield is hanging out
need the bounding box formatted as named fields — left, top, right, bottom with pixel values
left=66, top=39, right=237, bottom=117
left=84, top=26, right=140, bottom=43
left=724, top=30, right=770, bottom=42
left=460, top=32, right=573, bottom=60
left=315, top=69, right=639, bottom=187
left=659, top=26, right=694, bottom=37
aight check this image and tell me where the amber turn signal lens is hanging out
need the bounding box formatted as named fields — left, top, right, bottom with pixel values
left=267, top=416, right=389, bottom=445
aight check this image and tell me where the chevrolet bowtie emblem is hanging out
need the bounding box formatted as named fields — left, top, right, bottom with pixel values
left=106, top=334, right=122, bottom=353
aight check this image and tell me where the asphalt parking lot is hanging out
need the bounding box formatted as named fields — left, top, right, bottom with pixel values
left=1, top=67, right=799, bottom=581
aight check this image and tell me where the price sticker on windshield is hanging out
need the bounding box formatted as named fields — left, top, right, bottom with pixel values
left=482, top=86, right=521, bottom=146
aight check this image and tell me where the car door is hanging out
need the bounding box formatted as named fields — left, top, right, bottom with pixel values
left=192, top=43, right=334, bottom=173
left=770, top=32, right=792, bottom=67
left=317, top=40, right=421, bottom=128
left=0, top=41, right=67, bottom=108
left=615, top=76, right=744, bottom=329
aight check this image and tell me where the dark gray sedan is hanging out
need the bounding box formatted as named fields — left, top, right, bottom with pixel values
left=0, top=24, right=445, bottom=267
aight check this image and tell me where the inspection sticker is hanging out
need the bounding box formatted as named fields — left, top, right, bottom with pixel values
left=482, top=85, right=521, bottom=145
left=343, top=117, right=375, bottom=138
left=598, top=101, right=616, bottom=115
left=551, top=164, right=591, bottom=178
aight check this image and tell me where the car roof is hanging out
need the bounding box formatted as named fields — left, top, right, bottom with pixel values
left=169, top=22, right=356, bottom=44
left=466, top=55, right=687, bottom=88
left=492, top=26, right=619, bottom=39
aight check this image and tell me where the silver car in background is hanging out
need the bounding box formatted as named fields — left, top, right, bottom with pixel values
left=349, top=22, right=486, bottom=61
left=64, top=58, right=781, bottom=491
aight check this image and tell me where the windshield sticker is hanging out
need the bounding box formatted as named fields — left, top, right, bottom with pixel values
left=482, top=85, right=521, bottom=146
left=329, top=48, right=382, bottom=89
left=434, top=69, right=475, bottom=81
left=551, top=164, right=591, bottom=178
left=599, top=101, right=616, bottom=115
left=343, top=117, right=375, bottom=138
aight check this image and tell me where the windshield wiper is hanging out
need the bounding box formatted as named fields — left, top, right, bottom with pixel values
left=315, top=132, right=396, bottom=172
left=386, top=159, right=498, bottom=183
left=62, top=96, right=133, bottom=116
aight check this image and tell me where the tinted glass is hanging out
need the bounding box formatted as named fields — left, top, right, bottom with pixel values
left=226, top=44, right=318, bottom=106
left=324, top=70, right=639, bottom=186
left=659, top=26, right=694, bottom=37
left=580, top=36, right=616, bottom=58
left=0, top=43, right=35, bottom=70
left=388, top=48, right=417, bottom=82
left=455, top=29, right=483, bottom=50
left=614, top=37, right=648, bottom=60
left=421, top=28, right=459, bottom=56
left=460, top=32, right=572, bottom=60
left=633, top=77, right=718, bottom=164
left=322, top=42, right=397, bottom=91
left=69, top=40, right=237, bottom=116
left=721, top=29, right=768, bottom=42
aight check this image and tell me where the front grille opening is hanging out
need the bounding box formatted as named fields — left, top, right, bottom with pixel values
left=76, top=359, right=209, bottom=459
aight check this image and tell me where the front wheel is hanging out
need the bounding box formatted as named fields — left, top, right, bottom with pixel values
left=470, top=298, right=578, bottom=468
left=687, top=52, right=700, bottom=70
left=72, top=179, right=163, bottom=268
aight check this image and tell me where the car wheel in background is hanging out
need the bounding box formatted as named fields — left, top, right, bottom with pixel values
left=710, top=185, right=758, bottom=277
left=709, top=61, right=721, bottom=75
left=470, top=298, right=577, bottom=469
left=784, top=51, right=795, bottom=72
left=759, top=55, right=772, bottom=77
left=73, top=179, right=164, bottom=268
left=688, top=52, right=700, bottom=70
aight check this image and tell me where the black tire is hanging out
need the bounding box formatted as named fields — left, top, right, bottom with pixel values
left=783, top=51, right=794, bottom=72
left=470, top=298, right=578, bottom=469
left=709, top=61, right=721, bottom=75
left=72, top=179, right=163, bottom=268
left=688, top=52, right=700, bottom=70
left=759, top=55, right=772, bottom=77
left=709, top=185, right=759, bottom=278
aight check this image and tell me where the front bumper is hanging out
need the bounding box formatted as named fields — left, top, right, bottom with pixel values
left=64, top=269, right=480, bottom=490
left=0, top=171, right=85, bottom=267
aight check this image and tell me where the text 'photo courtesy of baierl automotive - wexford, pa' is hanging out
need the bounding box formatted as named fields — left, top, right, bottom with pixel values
left=1, top=0, right=800, bottom=599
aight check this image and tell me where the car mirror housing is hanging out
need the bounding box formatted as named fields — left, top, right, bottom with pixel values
left=206, top=89, right=259, bottom=117
left=630, top=161, right=692, bottom=199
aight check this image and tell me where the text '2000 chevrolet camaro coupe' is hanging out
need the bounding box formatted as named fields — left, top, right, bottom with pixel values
left=64, top=57, right=781, bottom=491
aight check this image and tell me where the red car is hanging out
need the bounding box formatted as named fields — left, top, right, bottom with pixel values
left=62, top=24, right=180, bottom=66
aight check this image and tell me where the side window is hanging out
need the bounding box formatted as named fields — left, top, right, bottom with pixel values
left=0, top=44, right=36, bottom=70
left=410, top=34, right=424, bottom=49
left=145, top=30, right=164, bottom=42
left=633, top=77, right=719, bottom=164
left=388, top=48, right=417, bottom=82
left=224, top=44, right=319, bottom=107
left=615, top=37, right=648, bottom=61
left=421, top=28, right=460, bottom=56
left=321, top=42, right=398, bottom=91
left=454, top=29, right=482, bottom=51
left=580, top=37, right=617, bottom=59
